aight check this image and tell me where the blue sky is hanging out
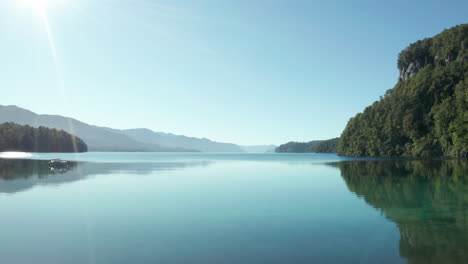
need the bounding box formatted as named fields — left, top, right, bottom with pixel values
left=1, top=0, right=467, bottom=145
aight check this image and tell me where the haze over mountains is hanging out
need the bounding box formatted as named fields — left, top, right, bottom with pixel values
left=0, top=105, right=275, bottom=152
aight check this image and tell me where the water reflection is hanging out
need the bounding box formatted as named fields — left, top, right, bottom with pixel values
left=0, top=159, right=210, bottom=194
left=331, top=160, right=468, bottom=264
left=2, top=156, right=467, bottom=263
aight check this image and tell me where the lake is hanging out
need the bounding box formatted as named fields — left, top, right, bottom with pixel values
left=0, top=153, right=466, bottom=264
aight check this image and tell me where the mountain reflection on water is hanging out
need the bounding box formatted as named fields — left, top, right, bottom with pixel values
left=330, top=159, right=468, bottom=264
left=1, top=156, right=467, bottom=264
left=0, top=159, right=210, bottom=194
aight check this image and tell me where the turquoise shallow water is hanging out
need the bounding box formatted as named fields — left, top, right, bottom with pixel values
left=0, top=153, right=466, bottom=264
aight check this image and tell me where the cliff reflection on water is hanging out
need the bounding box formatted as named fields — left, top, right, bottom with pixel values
left=332, top=159, right=468, bottom=264
left=1, top=157, right=467, bottom=263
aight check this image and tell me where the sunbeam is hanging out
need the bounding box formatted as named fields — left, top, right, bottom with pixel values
left=37, top=7, right=59, bottom=69
left=37, top=7, right=78, bottom=150
left=22, top=0, right=58, bottom=10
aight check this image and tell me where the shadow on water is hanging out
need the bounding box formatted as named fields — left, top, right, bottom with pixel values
left=0, top=159, right=211, bottom=194
left=328, top=159, right=468, bottom=264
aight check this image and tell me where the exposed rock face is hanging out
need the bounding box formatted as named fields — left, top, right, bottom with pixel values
left=399, top=53, right=461, bottom=82
left=338, top=24, right=468, bottom=158
left=399, top=61, right=422, bottom=82
left=395, top=24, right=467, bottom=83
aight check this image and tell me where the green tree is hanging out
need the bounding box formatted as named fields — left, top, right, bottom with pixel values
left=338, top=24, right=468, bottom=157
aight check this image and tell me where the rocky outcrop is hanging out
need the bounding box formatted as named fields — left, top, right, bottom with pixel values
left=398, top=53, right=461, bottom=82
left=396, top=24, right=467, bottom=82
left=399, top=61, right=422, bottom=82
left=338, top=24, right=468, bottom=158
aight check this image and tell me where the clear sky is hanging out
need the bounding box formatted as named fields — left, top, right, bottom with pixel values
left=0, top=0, right=467, bottom=145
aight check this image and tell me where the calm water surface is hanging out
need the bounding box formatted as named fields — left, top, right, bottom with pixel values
left=0, top=153, right=466, bottom=264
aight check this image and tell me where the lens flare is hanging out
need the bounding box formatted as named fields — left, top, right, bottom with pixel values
left=0, top=152, right=33, bottom=159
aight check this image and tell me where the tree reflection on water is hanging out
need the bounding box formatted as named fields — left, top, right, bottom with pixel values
left=332, top=159, right=468, bottom=264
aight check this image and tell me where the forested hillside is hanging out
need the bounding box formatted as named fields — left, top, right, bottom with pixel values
left=0, top=122, right=88, bottom=152
left=338, top=24, right=468, bottom=157
left=0, top=105, right=240, bottom=152
left=275, top=138, right=339, bottom=153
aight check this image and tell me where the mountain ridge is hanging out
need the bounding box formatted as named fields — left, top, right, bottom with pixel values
left=0, top=105, right=250, bottom=152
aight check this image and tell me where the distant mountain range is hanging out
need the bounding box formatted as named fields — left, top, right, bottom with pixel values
left=240, top=145, right=277, bottom=153
left=0, top=105, right=276, bottom=152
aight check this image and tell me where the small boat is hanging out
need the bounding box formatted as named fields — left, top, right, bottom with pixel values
left=48, top=159, right=72, bottom=173
left=49, top=159, right=68, bottom=165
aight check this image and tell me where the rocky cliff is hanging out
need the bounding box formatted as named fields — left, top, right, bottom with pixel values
left=338, top=24, right=468, bottom=157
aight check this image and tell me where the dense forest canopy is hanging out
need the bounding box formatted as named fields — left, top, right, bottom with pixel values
left=275, top=138, right=339, bottom=153
left=338, top=24, right=468, bottom=157
left=0, top=122, right=88, bottom=153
